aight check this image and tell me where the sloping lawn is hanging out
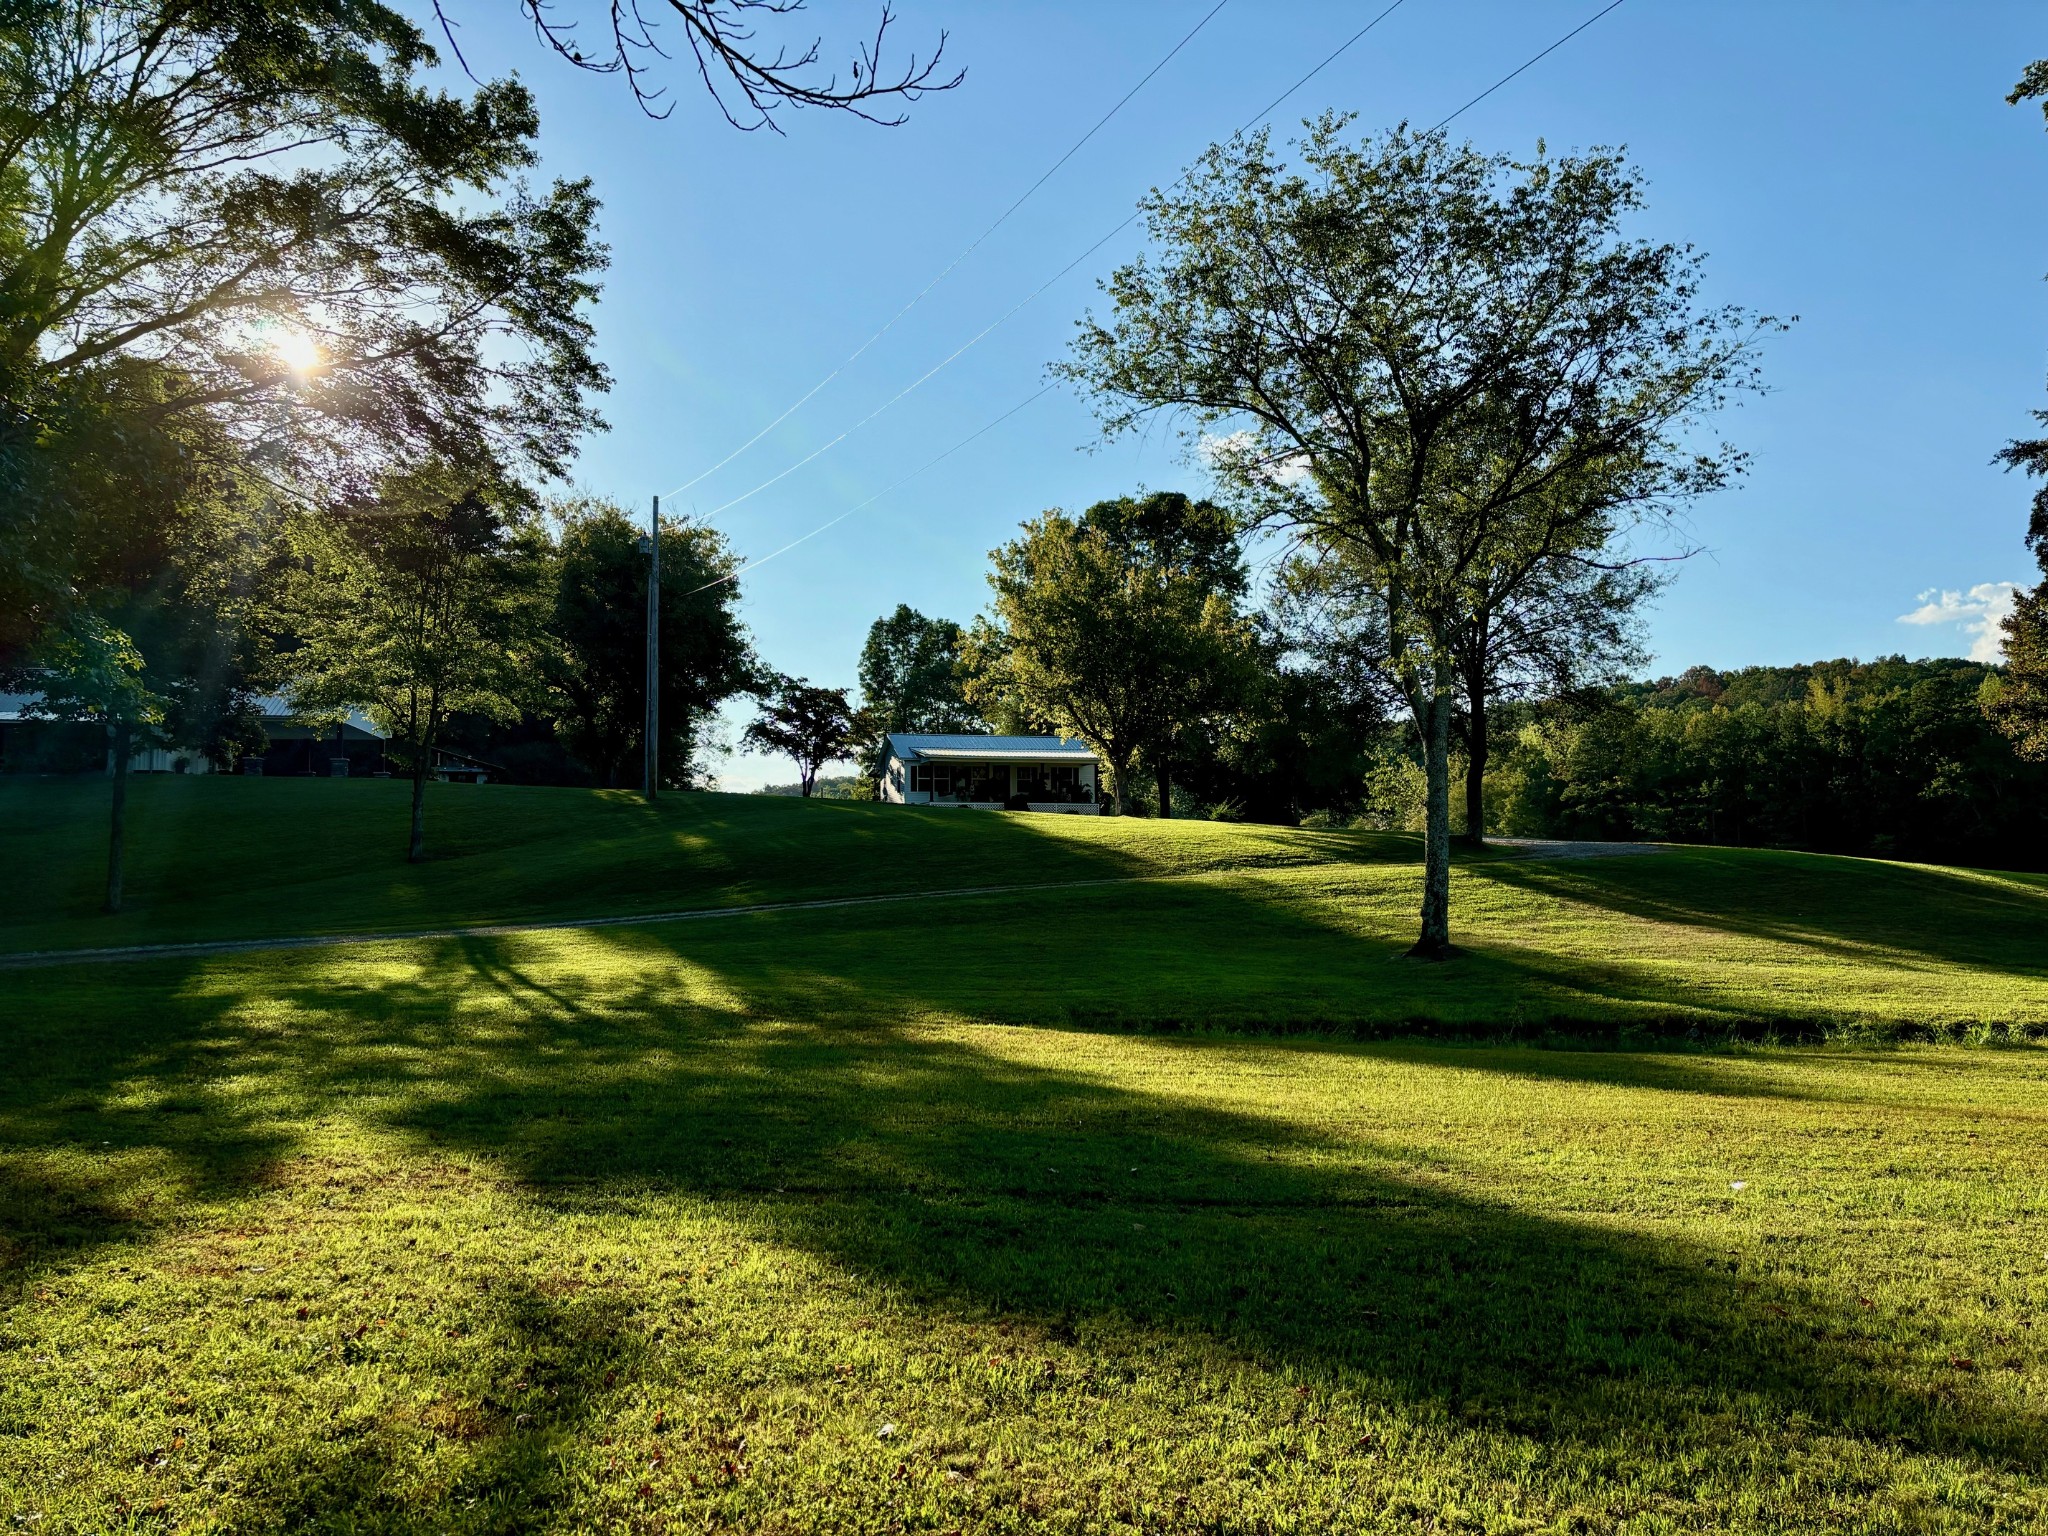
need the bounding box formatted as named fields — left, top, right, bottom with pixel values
left=4, top=784, right=2046, bottom=1530
left=3, top=929, right=2044, bottom=1533
left=0, top=777, right=1378, bottom=954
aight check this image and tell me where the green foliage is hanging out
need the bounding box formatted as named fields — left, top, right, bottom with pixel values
left=1987, top=588, right=2048, bottom=760
left=1489, top=657, right=2048, bottom=866
left=0, top=0, right=607, bottom=651
left=852, top=603, right=982, bottom=787
left=543, top=498, right=753, bottom=788
left=23, top=613, right=164, bottom=738
left=1064, top=115, right=1776, bottom=949
left=268, top=467, right=539, bottom=857
left=1988, top=289, right=2048, bottom=761
left=274, top=472, right=533, bottom=749
left=743, top=674, right=857, bottom=797
left=970, top=503, right=1260, bottom=815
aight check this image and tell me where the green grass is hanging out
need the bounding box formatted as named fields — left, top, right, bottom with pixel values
left=3, top=780, right=2048, bottom=1531
left=3, top=776, right=2045, bottom=1034
left=0, top=776, right=1351, bottom=954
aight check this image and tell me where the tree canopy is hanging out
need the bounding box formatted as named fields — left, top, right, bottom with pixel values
left=0, top=0, right=608, bottom=652
left=1064, top=117, right=1774, bottom=952
left=968, top=503, right=1258, bottom=816
left=744, top=675, right=857, bottom=797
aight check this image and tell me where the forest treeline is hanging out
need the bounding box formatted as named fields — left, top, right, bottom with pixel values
left=1478, top=657, right=2046, bottom=869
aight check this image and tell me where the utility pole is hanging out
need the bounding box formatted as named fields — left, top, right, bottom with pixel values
left=644, top=493, right=660, bottom=801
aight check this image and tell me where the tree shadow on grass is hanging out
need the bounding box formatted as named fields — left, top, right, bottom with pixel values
left=372, top=953, right=2042, bottom=1478
left=1468, top=847, right=2048, bottom=978
left=4, top=918, right=2045, bottom=1527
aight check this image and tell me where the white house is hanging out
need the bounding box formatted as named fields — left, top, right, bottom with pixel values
left=879, top=733, right=1101, bottom=813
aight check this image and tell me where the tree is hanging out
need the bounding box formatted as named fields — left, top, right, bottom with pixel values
left=853, top=605, right=983, bottom=790
left=744, top=675, right=857, bottom=796
left=1282, top=536, right=1657, bottom=840
left=0, top=0, right=607, bottom=655
left=455, top=0, right=963, bottom=130
left=20, top=616, right=166, bottom=913
left=545, top=498, right=754, bottom=787
left=273, top=470, right=535, bottom=862
left=1987, top=58, right=2048, bottom=762
left=967, top=506, right=1259, bottom=816
left=1987, top=440, right=2048, bottom=758
left=1065, top=119, right=1773, bottom=955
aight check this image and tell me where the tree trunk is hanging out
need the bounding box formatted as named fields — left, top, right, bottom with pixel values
left=104, top=720, right=130, bottom=914
left=1155, top=758, right=1172, bottom=820
left=1409, top=673, right=1455, bottom=960
left=1107, top=752, right=1132, bottom=815
left=408, top=752, right=429, bottom=863
left=1461, top=679, right=1488, bottom=846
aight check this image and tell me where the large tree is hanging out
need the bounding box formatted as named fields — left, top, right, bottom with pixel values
left=968, top=504, right=1259, bottom=817
left=0, top=0, right=607, bottom=654
left=1065, top=118, right=1772, bottom=954
left=852, top=604, right=982, bottom=790
left=1989, top=58, right=2048, bottom=762
left=545, top=498, right=753, bottom=787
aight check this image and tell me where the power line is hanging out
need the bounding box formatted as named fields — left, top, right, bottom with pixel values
left=1429, top=0, right=1629, bottom=132
left=700, top=0, right=1631, bottom=590
left=683, top=0, right=1415, bottom=523
left=661, top=0, right=1234, bottom=501
left=687, top=385, right=1057, bottom=595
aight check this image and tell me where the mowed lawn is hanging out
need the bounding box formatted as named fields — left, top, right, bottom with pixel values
left=3, top=780, right=2047, bottom=1532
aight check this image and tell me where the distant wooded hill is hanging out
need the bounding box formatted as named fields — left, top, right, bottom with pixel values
left=1485, top=656, right=2047, bottom=870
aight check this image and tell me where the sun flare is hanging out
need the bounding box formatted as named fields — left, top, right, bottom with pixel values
left=273, top=329, right=324, bottom=376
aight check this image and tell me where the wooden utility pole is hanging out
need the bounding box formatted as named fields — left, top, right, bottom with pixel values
left=644, top=494, right=660, bottom=800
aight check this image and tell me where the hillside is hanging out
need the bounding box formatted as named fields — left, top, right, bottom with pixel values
left=5, top=776, right=2045, bottom=1034
left=7, top=780, right=2048, bottom=1530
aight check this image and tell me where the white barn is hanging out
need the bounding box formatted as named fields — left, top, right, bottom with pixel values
left=879, top=733, right=1101, bottom=813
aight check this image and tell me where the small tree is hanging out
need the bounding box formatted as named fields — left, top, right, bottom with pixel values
left=275, top=469, right=534, bottom=861
left=744, top=675, right=857, bottom=797
left=967, top=506, right=1258, bottom=816
left=1282, top=536, right=1657, bottom=840
left=1065, top=119, right=1773, bottom=953
left=24, top=616, right=166, bottom=913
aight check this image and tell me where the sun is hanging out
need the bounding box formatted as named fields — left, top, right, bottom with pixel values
left=273, top=329, right=324, bottom=377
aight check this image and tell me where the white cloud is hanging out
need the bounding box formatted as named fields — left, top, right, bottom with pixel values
left=1896, top=581, right=2021, bottom=663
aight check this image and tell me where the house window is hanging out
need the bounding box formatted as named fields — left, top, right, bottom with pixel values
left=910, top=763, right=1011, bottom=800
left=1017, top=763, right=1088, bottom=801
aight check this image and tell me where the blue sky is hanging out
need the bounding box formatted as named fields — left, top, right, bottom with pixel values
left=432, top=1, right=2048, bottom=787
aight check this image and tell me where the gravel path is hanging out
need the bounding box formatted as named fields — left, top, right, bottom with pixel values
left=1488, top=837, right=1664, bottom=860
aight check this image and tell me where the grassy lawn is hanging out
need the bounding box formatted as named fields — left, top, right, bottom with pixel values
left=3, top=781, right=2047, bottom=1531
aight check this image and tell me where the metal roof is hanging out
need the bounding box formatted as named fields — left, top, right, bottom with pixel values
left=885, top=732, right=1098, bottom=764
left=1, top=689, right=385, bottom=739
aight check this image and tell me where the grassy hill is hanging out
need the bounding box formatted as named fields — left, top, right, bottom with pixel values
left=4, top=774, right=2046, bottom=1034
left=5, top=779, right=2047, bottom=1531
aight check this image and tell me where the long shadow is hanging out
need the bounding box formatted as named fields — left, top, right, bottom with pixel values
left=370, top=959, right=2041, bottom=1476
left=19, top=932, right=2028, bottom=1463
left=6, top=822, right=2046, bottom=1523
left=1471, top=846, right=2048, bottom=977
